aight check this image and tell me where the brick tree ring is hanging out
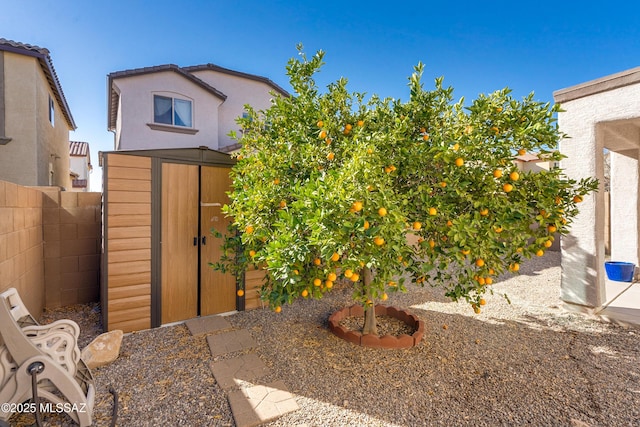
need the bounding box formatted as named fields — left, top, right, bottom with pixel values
left=328, top=305, right=425, bottom=349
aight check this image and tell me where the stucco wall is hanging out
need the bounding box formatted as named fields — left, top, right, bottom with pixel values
left=190, top=70, right=278, bottom=149
left=34, top=61, right=71, bottom=189
left=1, top=52, right=38, bottom=185
left=114, top=71, right=223, bottom=151
left=0, top=51, right=71, bottom=188
left=556, top=76, right=640, bottom=309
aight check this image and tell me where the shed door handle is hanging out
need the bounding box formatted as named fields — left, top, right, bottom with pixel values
left=193, top=237, right=198, bottom=246
left=201, top=236, right=206, bottom=245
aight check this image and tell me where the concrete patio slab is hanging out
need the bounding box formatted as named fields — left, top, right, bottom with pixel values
left=599, top=282, right=640, bottom=326
left=227, top=380, right=299, bottom=427
left=185, top=315, right=233, bottom=335
left=210, top=353, right=269, bottom=390
left=207, top=329, right=257, bottom=356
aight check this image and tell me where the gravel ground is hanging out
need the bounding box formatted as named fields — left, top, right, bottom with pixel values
left=11, top=251, right=640, bottom=426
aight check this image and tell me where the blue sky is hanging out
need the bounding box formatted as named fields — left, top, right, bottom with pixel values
left=2, top=1, right=639, bottom=190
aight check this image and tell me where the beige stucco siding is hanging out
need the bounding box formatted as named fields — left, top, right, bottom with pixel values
left=1, top=52, right=71, bottom=188
left=2, top=53, right=38, bottom=185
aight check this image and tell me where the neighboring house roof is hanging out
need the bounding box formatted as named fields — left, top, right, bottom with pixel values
left=107, top=62, right=289, bottom=131
left=69, top=140, right=89, bottom=156
left=183, top=63, right=289, bottom=97
left=0, top=38, right=76, bottom=129
left=514, top=152, right=541, bottom=163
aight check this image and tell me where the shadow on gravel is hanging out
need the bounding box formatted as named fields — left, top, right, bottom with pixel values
left=239, top=297, right=640, bottom=427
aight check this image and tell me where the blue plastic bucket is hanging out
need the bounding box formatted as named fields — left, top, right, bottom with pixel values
left=604, top=261, right=635, bottom=282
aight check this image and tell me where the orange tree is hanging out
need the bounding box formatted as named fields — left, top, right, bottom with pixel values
left=217, top=48, right=597, bottom=334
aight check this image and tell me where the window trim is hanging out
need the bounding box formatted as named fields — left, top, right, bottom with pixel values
left=152, top=93, right=194, bottom=128
left=146, top=122, right=199, bottom=134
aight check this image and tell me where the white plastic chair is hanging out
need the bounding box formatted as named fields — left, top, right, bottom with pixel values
left=0, top=288, right=95, bottom=426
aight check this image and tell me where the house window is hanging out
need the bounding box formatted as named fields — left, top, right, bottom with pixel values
left=153, top=95, right=192, bottom=127
left=48, top=96, right=55, bottom=126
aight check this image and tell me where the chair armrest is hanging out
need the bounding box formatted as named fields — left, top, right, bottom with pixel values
left=22, top=319, right=80, bottom=340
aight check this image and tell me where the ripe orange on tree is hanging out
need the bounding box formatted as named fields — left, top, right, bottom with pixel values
left=237, top=289, right=245, bottom=297
left=455, top=157, right=464, bottom=167
left=503, top=183, right=513, bottom=192
left=509, top=171, right=520, bottom=181
left=330, top=252, right=340, bottom=262
left=493, top=169, right=503, bottom=178
left=374, top=236, right=385, bottom=246
left=378, top=207, right=388, bottom=217
left=412, top=221, right=422, bottom=230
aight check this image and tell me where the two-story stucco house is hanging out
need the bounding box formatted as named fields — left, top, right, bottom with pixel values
left=107, top=63, right=289, bottom=152
left=0, top=38, right=76, bottom=188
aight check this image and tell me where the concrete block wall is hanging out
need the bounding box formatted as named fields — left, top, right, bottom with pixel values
left=0, top=180, right=101, bottom=319
left=38, top=187, right=101, bottom=308
left=0, top=180, right=45, bottom=317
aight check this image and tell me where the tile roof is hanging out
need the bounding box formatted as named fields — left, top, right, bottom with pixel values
left=0, top=38, right=76, bottom=129
left=183, top=63, right=289, bottom=97
left=69, top=141, right=89, bottom=157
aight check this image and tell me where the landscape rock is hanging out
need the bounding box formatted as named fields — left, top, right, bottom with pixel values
left=81, top=329, right=123, bottom=369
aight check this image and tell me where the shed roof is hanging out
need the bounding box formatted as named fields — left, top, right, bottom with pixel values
left=0, top=38, right=76, bottom=130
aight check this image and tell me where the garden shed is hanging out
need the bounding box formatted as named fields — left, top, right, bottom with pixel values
left=100, top=147, right=262, bottom=333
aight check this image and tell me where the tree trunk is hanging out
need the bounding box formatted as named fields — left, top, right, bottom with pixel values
left=361, top=266, right=378, bottom=336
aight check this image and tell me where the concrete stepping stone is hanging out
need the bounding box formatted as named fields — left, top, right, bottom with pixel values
left=210, top=353, right=269, bottom=391
left=228, top=380, right=299, bottom=427
left=207, top=329, right=257, bottom=356
left=185, top=315, right=232, bottom=335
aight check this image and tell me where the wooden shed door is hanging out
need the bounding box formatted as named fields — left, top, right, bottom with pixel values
left=161, top=163, right=236, bottom=324
left=200, top=166, right=236, bottom=316
left=161, top=163, right=199, bottom=324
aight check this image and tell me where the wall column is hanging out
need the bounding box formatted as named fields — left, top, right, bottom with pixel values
left=609, top=149, right=640, bottom=266
left=557, top=116, right=606, bottom=309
